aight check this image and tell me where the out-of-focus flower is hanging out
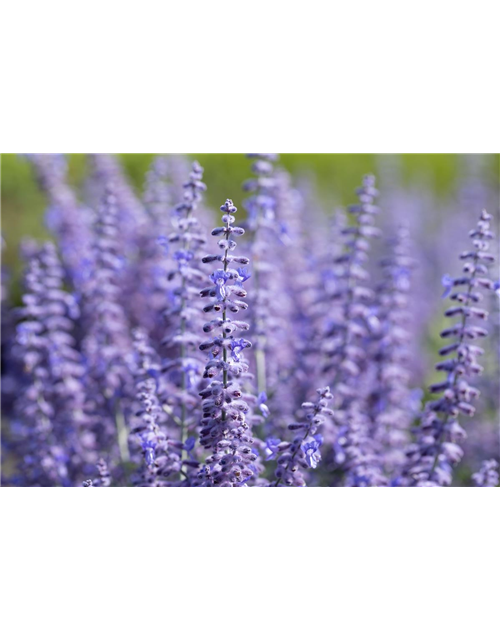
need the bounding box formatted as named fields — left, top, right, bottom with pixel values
left=472, top=459, right=499, bottom=487
left=404, top=210, right=495, bottom=486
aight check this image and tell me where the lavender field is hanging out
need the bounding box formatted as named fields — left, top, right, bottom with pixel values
left=1, top=153, right=499, bottom=487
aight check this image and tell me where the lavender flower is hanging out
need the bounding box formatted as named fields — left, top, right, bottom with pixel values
left=302, top=434, right=324, bottom=469
left=129, top=328, right=182, bottom=486
left=472, top=459, right=499, bottom=487
left=241, top=156, right=303, bottom=440
left=267, top=170, right=325, bottom=428
left=367, top=226, right=417, bottom=474
left=87, top=154, right=151, bottom=329
left=88, top=154, right=148, bottom=242
left=2, top=154, right=498, bottom=489
left=242, top=154, right=281, bottom=397
left=0, top=237, right=17, bottom=420
left=26, top=154, right=93, bottom=286
left=81, top=184, right=132, bottom=401
left=11, top=242, right=87, bottom=485
left=143, top=156, right=175, bottom=225
left=81, top=458, right=111, bottom=487
left=265, top=437, right=281, bottom=460
left=197, top=199, right=258, bottom=486
left=273, top=387, right=333, bottom=487
left=133, top=155, right=176, bottom=335
left=160, top=162, right=208, bottom=452
left=404, top=210, right=495, bottom=486
left=322, top=175, right=386, bottom=487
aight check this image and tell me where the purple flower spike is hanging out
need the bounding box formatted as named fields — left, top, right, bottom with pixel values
left=197, top=198, right=261, bottom=487
left=404, top=210, right=495, bottom=487
left=321, top=175, right=387, bottom=487
left=274, top=387, right=333, bottom=487
left=158, top=161, right=208, bottom=484
left=472, top=460, right=499, bottom=487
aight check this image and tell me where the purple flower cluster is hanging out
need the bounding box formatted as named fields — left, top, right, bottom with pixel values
left=160, top=161, right=208, bottom=452
left=10, top=242, right=87, bottom=485
left=272, top=387, right=334, bottom=487
left=81, top=184, right=132, bottom=401
left=404, top=210, right=496, bottom=486
left=472, top=459, right=499, bottom=487
left=197, top=200, right=258, bottom=486
left=1, top=155, right=498, bottom=487
left=27, top=154, right=93, bottom=286
left=368, top=226, right=417, bottom=474
left=321, top=176, right=387, bottom=486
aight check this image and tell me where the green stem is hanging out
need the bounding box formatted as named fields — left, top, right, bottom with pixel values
left=256, top=348, right=267, bottom=395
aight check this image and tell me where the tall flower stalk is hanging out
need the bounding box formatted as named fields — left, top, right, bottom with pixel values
left=129, top=328, right=183, bottom=486
left=160, top=161, right=208, bottom=452
left=404, top=210, right=495, bottom=486
left=11, top=242, right=87, bottom=485
left=27, top=154, right=92, bottom=285
left=242, top=154, right=279, bottom=397
left=272, top=387, right=333, bottom=487
left=82, top=184, right=132, bottom=400
left=367, top=226, right=417, bottom=474
left=323, top=175, right=386, bottom=486
left=81, top=184, right=132, bottom=465
left=197, top=199, right=257, bottom=486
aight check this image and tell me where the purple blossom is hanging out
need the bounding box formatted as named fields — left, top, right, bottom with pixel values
left=472, top=459, right=499, bottom=487
left=210, top=269, right=231, bottom=301
left=258, top=391, right=270, bottom=417
left=274, top=387, right=333, bottom=487
left=26, top=154, right=93, bottom=286
left=230, top=338, right=250, bottom=362
left=141, top=439, right=157, bottom=467
left=9, top=242, right=89, bottom=486
left=321, top=175, right=387, bottom=487
left=3, top=155, right=497, bottom=490
left=81, top=184, right=132, bottom=402
left=404, top=210, right=495, bottom=486
left=130, top=328, right=182, bottom=486
left=367, top=226, right=417, bottom=475
left=236, top=267, right=251, bottom=284
left=302, top=434, right=324, bottom=469
left=265, top=438, right=281, bottom=460
left=159, top=161, right=208, bottom=472
left=441, top=274, right=454, bottom=298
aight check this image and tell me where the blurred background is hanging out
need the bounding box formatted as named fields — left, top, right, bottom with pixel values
left=1, top=153, right=499, bottom=481
left=2, top=153, right=498, bottom=285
